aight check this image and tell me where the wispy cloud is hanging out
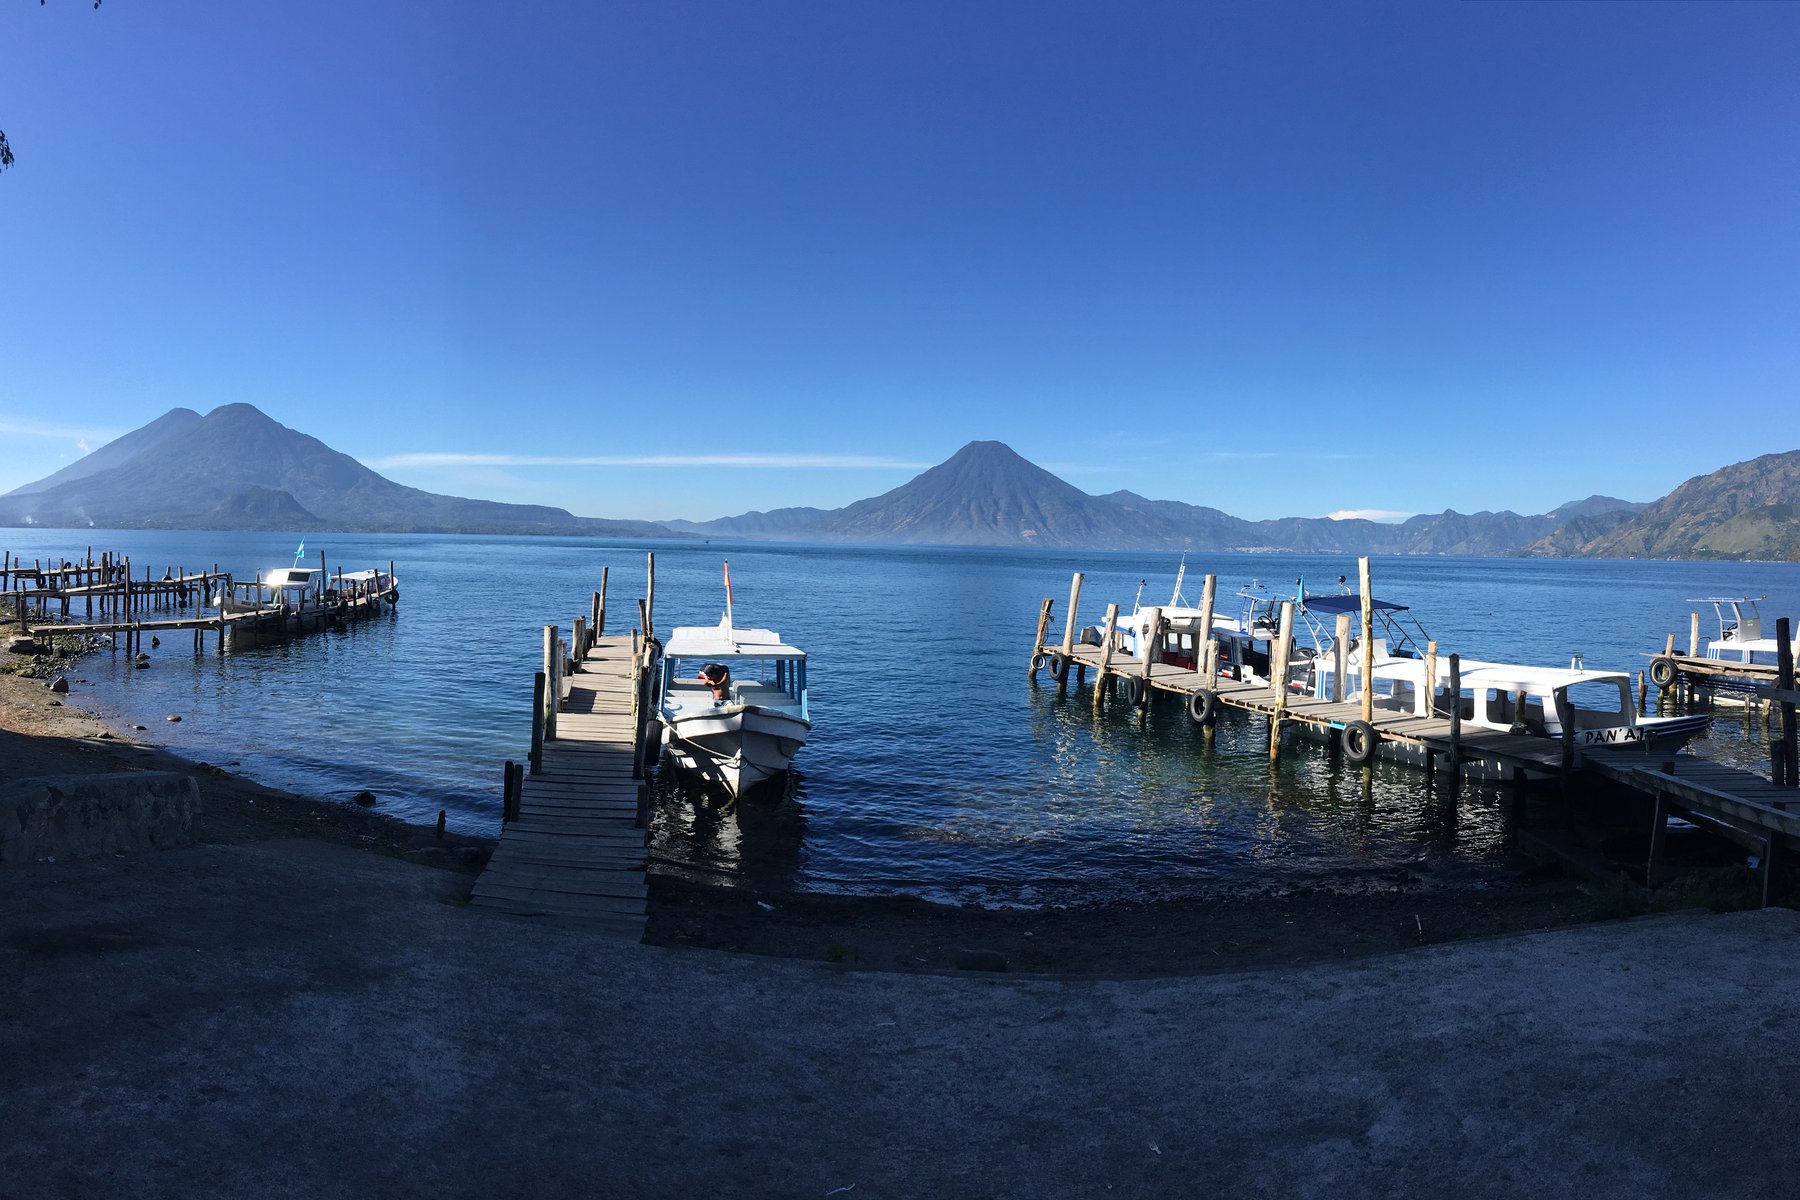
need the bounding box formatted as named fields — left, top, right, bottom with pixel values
left=366, top=451, right=934, bottom=470
left=0, top=418, right=122, bottom=444
left=1327, top=509, right=1414, bottom=522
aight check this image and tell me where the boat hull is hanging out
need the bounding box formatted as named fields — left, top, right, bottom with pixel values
left=659, top=704, right=810, bottom=796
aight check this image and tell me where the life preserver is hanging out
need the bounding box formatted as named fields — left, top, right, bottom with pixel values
left=1649, top=657, right=1677, bottom=688
left=1188, top=687, right=1218, bottom=725
left=1342, top=719, right=1377, bottom=765
left=1047, top=651, right=1070, bottom=683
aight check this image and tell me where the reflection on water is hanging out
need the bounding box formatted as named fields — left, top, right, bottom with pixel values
left=647, top=766, right=808, bottom=888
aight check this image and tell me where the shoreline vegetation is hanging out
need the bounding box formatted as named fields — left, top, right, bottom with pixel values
left=1, top=633, right=1628, bottom=977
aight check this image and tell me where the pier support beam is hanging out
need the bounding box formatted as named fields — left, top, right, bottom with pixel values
left=1093, top=603, right=1119, bottom=710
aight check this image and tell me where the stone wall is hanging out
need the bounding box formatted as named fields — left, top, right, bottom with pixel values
left=0, top=773, right=201, bottom=866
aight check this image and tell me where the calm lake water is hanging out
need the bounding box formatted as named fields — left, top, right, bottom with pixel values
left=8, top=530, right=1800, bottom=906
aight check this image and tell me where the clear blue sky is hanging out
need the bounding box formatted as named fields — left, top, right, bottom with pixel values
left=2, top=1, right=1796, bottom=522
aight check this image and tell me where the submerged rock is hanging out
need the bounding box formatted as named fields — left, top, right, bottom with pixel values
left=352, top=791, right=377, bottom=807
left=165, top=714, right=182, bottom=723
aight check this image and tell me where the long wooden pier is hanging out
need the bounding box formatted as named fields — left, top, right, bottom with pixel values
left=470, top=564, right=653, bottom=939
left=5, top=545, right=398, bottom=654
left=1031, top=565, right=1800, bottom=900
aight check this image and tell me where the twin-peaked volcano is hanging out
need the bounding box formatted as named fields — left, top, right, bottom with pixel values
left=0, top=404, right=668, bottom=536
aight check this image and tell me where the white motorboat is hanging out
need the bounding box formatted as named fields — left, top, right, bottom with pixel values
left=653, top=568, right=810, bottom=797
left=1311, top=651, right=1711, bottom=774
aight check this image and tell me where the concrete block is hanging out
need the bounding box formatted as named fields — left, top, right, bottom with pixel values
left=0, top=772, right=201, bottom=866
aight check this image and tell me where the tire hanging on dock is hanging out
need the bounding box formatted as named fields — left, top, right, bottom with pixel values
left=1341, top=719, right=1377, bottom=766
left=1187, top=687, right=1217, bottom=726
left=1649, top=656, right=1677, bottom=688
left=1047, top=651, right=1070, bottom=683
left=1030, top=652, right=1047, bottom=676
left=1123, top=676, right=1146, bottom=708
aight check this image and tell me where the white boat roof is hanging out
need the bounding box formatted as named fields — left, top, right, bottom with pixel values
left=1357, top=653, right=1628, bottom=692
left=664, top=620, right=805, bottom=660
left=338, top=569, right=381, bottom=582
left=262, top=568, right=318, bottom=589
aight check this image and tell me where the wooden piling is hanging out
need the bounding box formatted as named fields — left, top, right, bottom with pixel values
left=599, top=564, right=609, bottom=635
left=1135, top=606, right=1161, bottom=709
left=1689, top=612, right=1700, bottom=658
left=1269, top=600, right=1294, bottom=763
left=1093, top=603, right=1119, bottom=709
left=1448, top=654, right=1462, bottom=772
left=543, top=626, right=561, bottom=741
left=1777, top=618, right=1796, bottom=788
left=1358, top=556, right=1374, bottom=725
left=645, top=552, right=655, bottom=640
left=529, top=672, right=546, bottom=775
left=1030, top=598, right=1053, bottom=676
left=1061, top=572, right=1083, bottom=657
left=1197, top=574, right=1217, bottom=660
left=1423, top=640, right=1439, bottom=717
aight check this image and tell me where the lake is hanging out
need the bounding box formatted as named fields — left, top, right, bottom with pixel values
left=7, top=530, right=1799, bottom=906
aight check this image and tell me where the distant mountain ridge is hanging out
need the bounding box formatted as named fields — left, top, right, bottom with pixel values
left=5, top=407, right=1786, bottom=560
left=0, top=404, right=674, bottom=537
left=668, top=441, right=1660, bottom=556
left=1528, top=449, right=1800, bottom=560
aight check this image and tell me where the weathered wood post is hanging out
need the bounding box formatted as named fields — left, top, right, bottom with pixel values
left=1029, top=598, right=1054, bottom=678
left=1358, top=556, right=1374, bottom=725
left=543, top=625, right=560, bottom=741
left=1554, top=688, right=1576, bottom=776
left=1448, top=653, right=1463, bottom=773
left=1333, top=614, right=1352, bottom=703
left=645, top=552, right=656, bottom=641
left=1061, top=572, right=1083, bottom=658
left=1689, top=612, right=1700, bottom=658
left=598, top=564, right=609, bottom=636
left=1269, top=600, right=1294, bottom=763
left=1197, top=573, right=1217, bottom=663
left=1776, top=618, right=1796, bottom=787
left=1423, top=640, right=1439, bottom=717
left=529, top=672, right=546, bottom=774
left=1135, top=606, right=1161, bottom=711
left=1093, top=603, right=1120, bottom=710
left=573, top=616, right=587, bottom=663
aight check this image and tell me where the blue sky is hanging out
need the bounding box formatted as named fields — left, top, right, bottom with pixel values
left=2, top=1, right=1796, bottom=523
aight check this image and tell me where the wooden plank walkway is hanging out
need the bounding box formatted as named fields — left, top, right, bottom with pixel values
left=469, top=632, right=648, bottom=939
left=1057, top=643, right=1569, bottom=776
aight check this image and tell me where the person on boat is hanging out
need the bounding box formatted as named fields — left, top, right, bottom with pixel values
left=699, top=662, right=732, bottom=705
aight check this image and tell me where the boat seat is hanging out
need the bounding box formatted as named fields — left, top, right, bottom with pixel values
left=731, top=682, right=790, bottom=705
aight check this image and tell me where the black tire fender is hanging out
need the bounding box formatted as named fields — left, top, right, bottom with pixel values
left=1123, top=676, right=1146, bottom=707
left=1649, top=657, right=1677, bottom=689
left=1342, top=719, right=1377, bottom=766
left=1047, top=651, right=1070, bottom=683
left=1188, top=687, right=1218, bottom=725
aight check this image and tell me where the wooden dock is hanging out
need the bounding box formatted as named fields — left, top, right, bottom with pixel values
left=470, top=564, right=652, bottom=939
left=1031, top=566, right=1800, bottom=900
left=5, top=546, right=398, bottom=654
